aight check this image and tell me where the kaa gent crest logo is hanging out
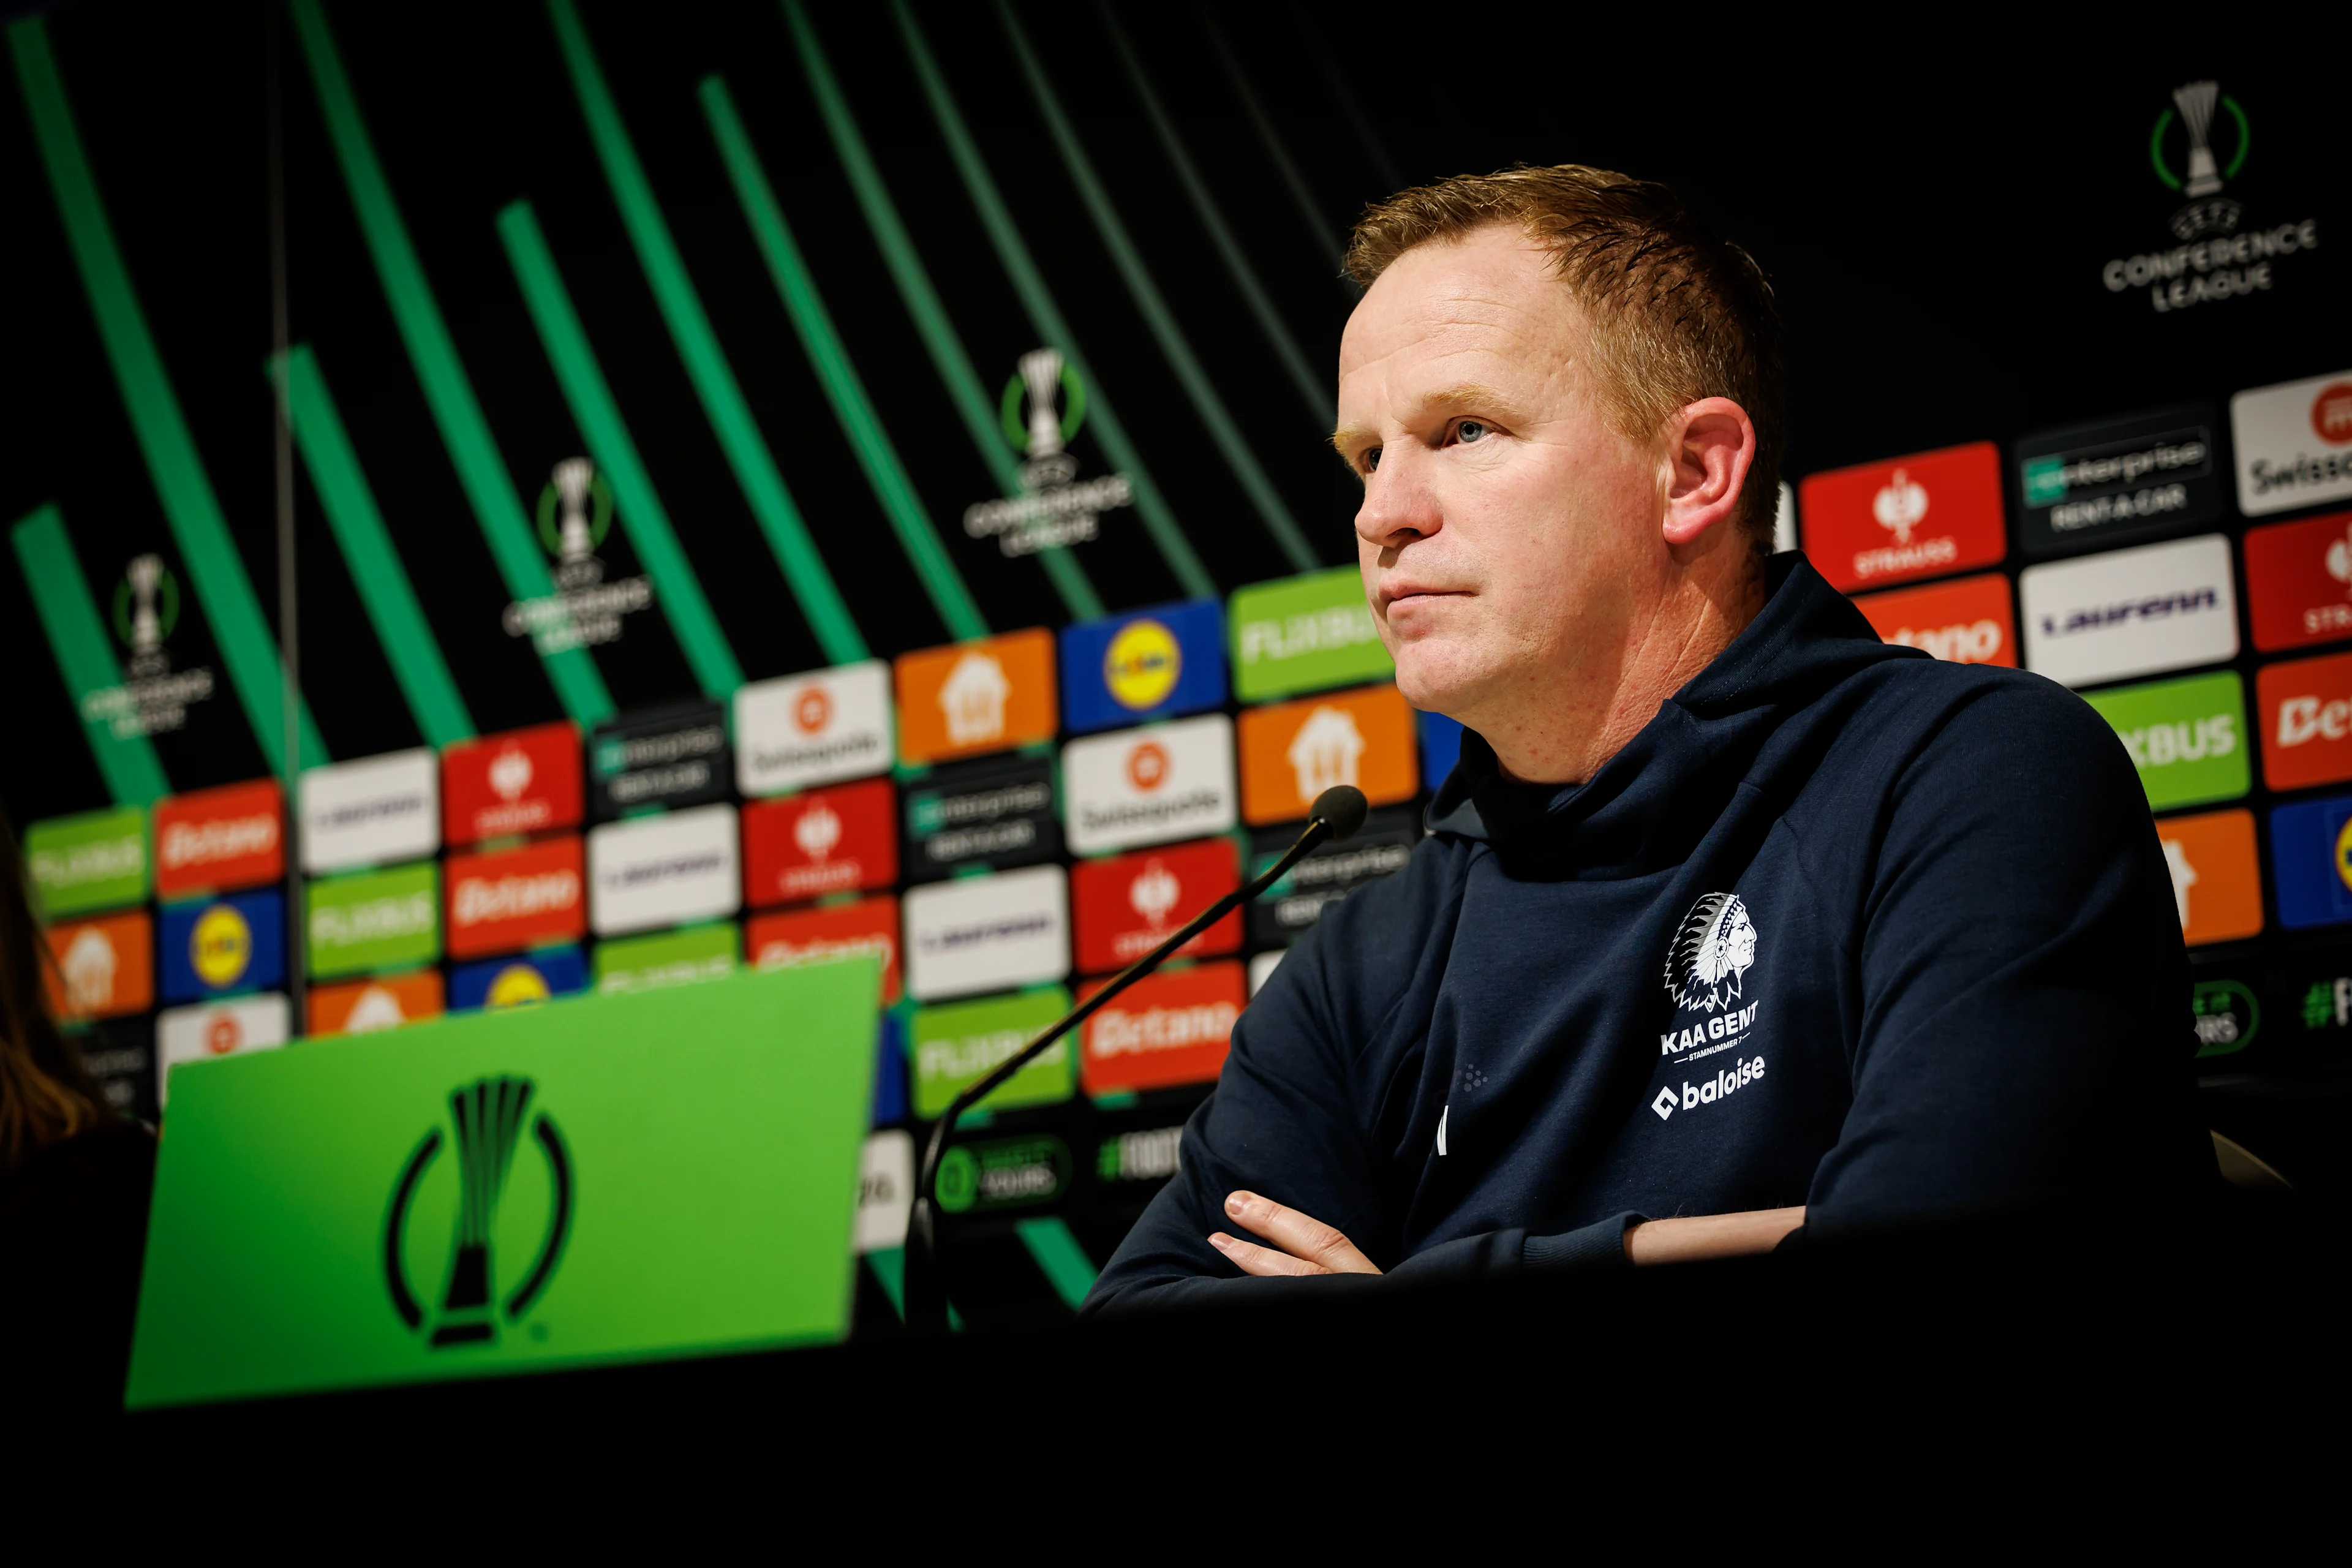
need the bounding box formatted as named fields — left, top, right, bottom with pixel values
left=384, top=1076, right=573, bottom=1348
left=1664, top=892, right=1757, bottom=1013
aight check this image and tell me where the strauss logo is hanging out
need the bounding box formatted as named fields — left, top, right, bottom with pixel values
left=794, top=801, right=844, bottom=862
left=1872, top=469, right=1930, bottom=545
left=1128, top=860, right=1181, bottom=929
left=488, top=747, right=535, bottom=803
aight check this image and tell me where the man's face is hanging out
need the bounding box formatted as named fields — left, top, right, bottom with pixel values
left=1335, top=226, right=1667, bottom=728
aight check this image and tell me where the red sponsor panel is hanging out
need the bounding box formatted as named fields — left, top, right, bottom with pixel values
left=742, top=778, right=897, bottom=908
left=1798, top=441, right=2006, bottom=593
left=154, top=779, right=283, bottom=899
left=1078, top=960, right=1245, bottom=1096
left=1071, top=839, right=1241, bottom=974
left=1850, top=572, right=2016, bottom=667
left=747, top=895, right=900, bottom=1005
left=2244, top=511, right=2352, bottom=653
left=443, top=835, right=585, bottom=960
left=440, top=722, right=582, bottom=846
left=2258, top=649, right=2352, bottom=792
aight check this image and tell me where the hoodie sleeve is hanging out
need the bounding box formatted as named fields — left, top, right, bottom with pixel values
left=1800, top=676, right=2213, bottom=1236
left=1082, top=842, right=1455, bottom=1314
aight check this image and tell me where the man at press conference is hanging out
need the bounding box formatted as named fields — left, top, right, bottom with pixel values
left=1085, top=165, right=2212, bottom=1308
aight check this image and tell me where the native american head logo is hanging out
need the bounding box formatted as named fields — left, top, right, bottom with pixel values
left=1664, top=892, right=1758, bottom=1014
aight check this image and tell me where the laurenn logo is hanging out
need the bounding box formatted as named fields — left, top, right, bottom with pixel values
left=385, top=1076, right=572, bottom=1348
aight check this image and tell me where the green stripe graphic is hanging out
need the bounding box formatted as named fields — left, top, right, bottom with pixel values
left=891, top=0, right=1218, bottom=602
left=287, top=0, right=614, bottom=729
left=1100, top=4, right=1333, bottom=429
left=271, top=346, right=476, bottom=749
left=1202, top=4, right=1352, bottom=287
left=10, top=507, right=172, bottom=808
left=696, top=77, right=990, bottom=641
left=545, top=0, right=870, bottom=665
left=1013, top=1215, right=1099, bottom=1311
left=12, top=18, right=327, bottom=781
left=996, top=0, right=1319, bottom=573
left=778, top=3, right=1102, bottom=623
left=497, top=202, right=745, bottom=699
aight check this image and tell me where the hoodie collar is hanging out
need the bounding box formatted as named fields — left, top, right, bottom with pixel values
left=1426, top=554, right=1915, bottom=878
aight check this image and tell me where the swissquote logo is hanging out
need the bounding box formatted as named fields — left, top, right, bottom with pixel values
left=82, top=552, right=214, bottom=739
left=384, top=1076, right=573, bottom=1349
left=502, top=457, right=653, bottom=650
left=2231, top=371, right=2352, bottom=518
left=734, top=661, right=892, bottom=795
left=961, top=349, right=1133, bottom=557
left=2102, top=80, right=2320, bottom=313
left=1653, top=892, right=1766, bottom=1122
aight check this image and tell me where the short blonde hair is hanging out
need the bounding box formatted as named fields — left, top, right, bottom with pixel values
left=1346, top=165, right=1784, bottom=552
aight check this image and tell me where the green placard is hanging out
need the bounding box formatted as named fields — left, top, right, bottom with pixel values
left=307, top=861, right=440, bottom=979
left=1229, top=567, right=1391, bottom=703
left=594, top=922, right=738, bottom=992
left=2084, top=670, right=2248, bottom=811
left=124, top=962, right=879, bottom=1408
left=911, top=986, right=1074, bottom=1118
left=24, top=806, right=147, bottom=918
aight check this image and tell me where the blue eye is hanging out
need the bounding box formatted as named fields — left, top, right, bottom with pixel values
left=1457, top=420, right=1489, bottom=443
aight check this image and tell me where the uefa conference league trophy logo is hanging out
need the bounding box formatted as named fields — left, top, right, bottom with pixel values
left=80, top=552, right=214, bottom=739
left=383, top=1075, right=573, bottom=1348
left=961, top=349, right=1135, bottom=557
left=2163, top=80, right=2242, bottom=242
left=500, top=457, right=654, bottom=653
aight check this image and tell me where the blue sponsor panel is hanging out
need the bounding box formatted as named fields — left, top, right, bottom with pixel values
left=157, top=889, right=285, bottom=1004
left=2271, top=796, right=2352, bottom=930
left=872, top=1011, right=908, bottom=1128
left=1058, top=600, right=1226, bottom=734
left=447, top=946, right=590, bottom=1011
left=1419, top=710, right=1464, bottom=794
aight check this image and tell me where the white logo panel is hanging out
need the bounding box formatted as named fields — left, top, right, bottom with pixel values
left=157, top=992, right=290, bottom=1107
left=2019, top=533, right=2239, bottom=688
left=2232, top=369, right=2352, bottom=517
left=902, top=864, right=1068, bottom=1002
left=734, top=660, right=893, bottom=796
left=300, top=749, right=439, bottom=873
left=856, top=1129, right=914, bottom=1254
left=587, top=804, right=741, bottom=937
left=1062, top=714, right=1236, bottom=854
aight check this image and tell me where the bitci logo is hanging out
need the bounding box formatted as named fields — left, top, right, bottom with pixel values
left=1126, top=740, right=1170, bottom=792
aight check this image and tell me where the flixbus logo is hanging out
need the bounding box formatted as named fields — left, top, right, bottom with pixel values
left=384, top=1076, right=573, bottom=1349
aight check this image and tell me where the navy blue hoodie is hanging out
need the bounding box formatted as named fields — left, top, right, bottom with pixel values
left=1086, top=556, right=2209, bottom=1311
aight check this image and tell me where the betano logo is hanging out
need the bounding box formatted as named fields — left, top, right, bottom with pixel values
left=384, top=1076, right=572, bottom=1349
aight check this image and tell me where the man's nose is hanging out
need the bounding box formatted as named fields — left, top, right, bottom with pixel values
left=1354, top=452, right=1442, bottom=552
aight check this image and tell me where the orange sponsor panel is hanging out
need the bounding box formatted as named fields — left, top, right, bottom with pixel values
left=1078, top=960, right=1246, bottom=1096
left=2155, top=809, right=2263, bottom=947
left=1851, top=572, right=2016, bottom=668
left=1237, top=683, right=1419, bottom=826
left=42, top=910, right=153, bottom=1022
left=894, top=629, right=1058, bottom=766
left=307, top=970, right=445, bottom=1036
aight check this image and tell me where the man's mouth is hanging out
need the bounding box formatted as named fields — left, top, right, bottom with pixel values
left=1380, top=584, right=1468, bottom=616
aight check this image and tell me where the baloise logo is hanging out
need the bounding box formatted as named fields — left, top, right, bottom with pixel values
left=383, top=1075, right=573, bottom=1348
left=1654, top=892, right=1766, bottom=1118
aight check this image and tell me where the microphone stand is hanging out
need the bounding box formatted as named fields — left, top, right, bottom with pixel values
left=900, top=786, right=1368, bottom=1334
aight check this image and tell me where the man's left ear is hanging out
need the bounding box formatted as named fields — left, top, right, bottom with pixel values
left=1661, top=398, right=1757, bottom=548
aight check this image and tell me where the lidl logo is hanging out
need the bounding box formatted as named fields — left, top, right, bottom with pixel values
left=2084, top=671, right=2248, bottom=811
left=2272, top=794, right=2352, bottom=931
left=1106, top=620, right=1180, bottom=710
left=154, top=780, right=282, bottom=900
left=488, top=965, right=552, bottom=1009
left=384, top=1076, right=573, bottom=1348
left=1060, top=600, right=1224, bottom=733
left=159, top=890, right=283, bottom=1003
left=447, top=947, right=588, bottom=1012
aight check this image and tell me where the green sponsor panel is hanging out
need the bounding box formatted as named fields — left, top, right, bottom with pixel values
left=595, top=922, right=738, bottom=993
left=25, top=805, right=146, bottom=917
left=2193, top=976, right=2259, bottom=1060
left=308, top=861, right=439, bottom=979
left=1229, top=567, right=1390, bottom=703
left=911, top=986, right=1073, bottom=1118
left=124, top=962, right=879, bottom=1407
left=2084, top=670, right=2248, bottom=811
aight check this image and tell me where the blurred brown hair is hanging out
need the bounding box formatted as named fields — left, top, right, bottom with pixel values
left=1, top=816, right=110, bottom=1174
left=1345, top=164, right=1785, bottom=555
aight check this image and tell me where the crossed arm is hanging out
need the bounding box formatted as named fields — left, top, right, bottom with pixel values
left=1209, top=1190, right=1808, bottom=1275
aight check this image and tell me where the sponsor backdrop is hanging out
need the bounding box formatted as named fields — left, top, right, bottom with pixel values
left=2, top=6, right=2345, bottom=1332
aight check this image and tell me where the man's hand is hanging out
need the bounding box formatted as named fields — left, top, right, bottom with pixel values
left=1624, top=1207, right=1806, bottom=1264
left=1208, top=1190, right=1382, bottom=1277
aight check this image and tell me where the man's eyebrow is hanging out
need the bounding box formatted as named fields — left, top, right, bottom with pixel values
left=1328, top=383, right=1516, bottom=454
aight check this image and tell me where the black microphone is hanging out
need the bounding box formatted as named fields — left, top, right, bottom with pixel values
left=900, top=784, right=1370, bottom=1333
